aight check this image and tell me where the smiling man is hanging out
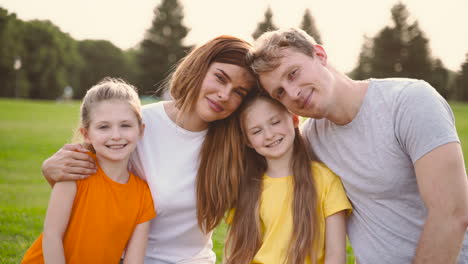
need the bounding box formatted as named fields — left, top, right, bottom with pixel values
left=247, top=28, right=468, bottom=264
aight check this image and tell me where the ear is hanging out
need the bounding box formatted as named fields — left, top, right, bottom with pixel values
left=292, top=115, right=300, bottom=128
left=139, top=123, right=146, bottom=139
left=313, top=44, right=328, bottom=66
left=80, top=127, right=91, bottom=144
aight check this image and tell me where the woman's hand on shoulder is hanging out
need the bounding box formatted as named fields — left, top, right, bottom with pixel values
left=42, top=143, right=96, bottom=186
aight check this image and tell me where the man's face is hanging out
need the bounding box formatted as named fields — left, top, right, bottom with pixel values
left=258, top=47, right=334, bottom=119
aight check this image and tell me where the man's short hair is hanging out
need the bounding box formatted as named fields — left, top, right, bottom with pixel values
left=247, top=28, right=318, bottom=74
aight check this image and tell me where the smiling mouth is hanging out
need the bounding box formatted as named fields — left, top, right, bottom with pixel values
left=302, top=90, right=314, bottom=109
left=266, top=138, right=283, bottom=147
left=106, top=144, right=127, bottom=149
left=206, top=98, right=224, bottom=113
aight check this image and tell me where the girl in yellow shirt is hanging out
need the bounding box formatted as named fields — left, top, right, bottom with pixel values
left=225, top=93, right=352, bottom=264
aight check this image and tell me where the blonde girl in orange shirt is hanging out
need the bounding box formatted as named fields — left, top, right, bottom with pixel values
left=21, top=78, right=156, bottom=264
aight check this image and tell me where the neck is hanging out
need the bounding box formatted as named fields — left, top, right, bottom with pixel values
left=95, top=155, right=130, bottom=184
left=326, top=73, right=369, bottom=125
left=164, top=101, right=209, bottom=131
left=265, top=149, right=293, bottom=178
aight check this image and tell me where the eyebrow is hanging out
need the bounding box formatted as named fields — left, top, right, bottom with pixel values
left=217, top=68, right=251, bottom=94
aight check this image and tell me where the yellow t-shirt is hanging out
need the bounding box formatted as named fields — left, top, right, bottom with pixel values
left=252, top=162, right=352, bottom=264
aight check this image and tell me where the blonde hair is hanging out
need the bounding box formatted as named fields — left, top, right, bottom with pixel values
left=247, top=28, right=318, bottom=74
left=75, top=77, right=142, bottom=152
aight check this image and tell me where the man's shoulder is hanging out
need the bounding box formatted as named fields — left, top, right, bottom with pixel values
left=370, top=78, right=435, bottom=98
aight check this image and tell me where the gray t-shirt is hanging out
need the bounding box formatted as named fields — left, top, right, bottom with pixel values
left=302, top=78, right=468, bottom=263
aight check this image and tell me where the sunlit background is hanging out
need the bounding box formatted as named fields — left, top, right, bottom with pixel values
left=2, top=1, right=468, bottom=263
left=2, top=0, right=468, bottom=72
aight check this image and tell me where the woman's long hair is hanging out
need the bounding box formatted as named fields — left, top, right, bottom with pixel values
left=193, top=36, right=256, bottom=233
left=225, top=94, right=320, bottom=264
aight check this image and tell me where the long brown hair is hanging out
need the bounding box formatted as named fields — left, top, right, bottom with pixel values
left=190, top=36, right=257, bottom=233
left=225, top=93, right=320, bottom=264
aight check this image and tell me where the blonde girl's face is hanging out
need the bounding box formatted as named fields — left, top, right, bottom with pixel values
left=81, top=100, right=144, bottom=163
left=195, top=62, right=255, bottom=123
left=243, top=99, right=298, bottom=161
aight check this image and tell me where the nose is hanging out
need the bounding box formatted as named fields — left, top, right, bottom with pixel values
left=264, top=126, right=274, bottom=140
left=111, top=127, right=122, bottom=140
left=283, top=82, right=301, bottom=100
left=217, top=85, right=232, bottom=101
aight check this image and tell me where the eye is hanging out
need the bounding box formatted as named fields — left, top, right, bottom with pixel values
left=215, top=73, right=226, bottom=84
left=288, top=69, right=298, bottom=81
left=98, top=125, right=109, bottom=129
left=272, top=120, right=280, bottom=125
left=233, top=89, right=246, bottom=98
left=121, top=124, right=132, bottom=128
left=276, top=88, right=285, bottom=99
left=252, top=129, right=261, bottom=135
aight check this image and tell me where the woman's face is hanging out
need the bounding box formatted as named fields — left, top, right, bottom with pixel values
left=195, top=62, right=255, bottom=123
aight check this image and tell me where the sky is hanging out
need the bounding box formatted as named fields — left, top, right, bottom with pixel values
left=1, top=0, right=468, bottom=73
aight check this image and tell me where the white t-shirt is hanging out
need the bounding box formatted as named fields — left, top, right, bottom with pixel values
left=130, top=101, right=215, bottom=264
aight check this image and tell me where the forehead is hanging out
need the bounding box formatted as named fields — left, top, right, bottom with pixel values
left=257, top=49, right=299, bottom=91
left=209, top=62, right=256, bottom=88
left=244, top=99, right=283, bottom=125
left=90, top=100, right=137, bottom=121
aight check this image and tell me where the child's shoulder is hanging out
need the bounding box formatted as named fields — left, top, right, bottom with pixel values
left=311, top=161, right=340, bottom=185
left=130, top=172, right=151, bottom=189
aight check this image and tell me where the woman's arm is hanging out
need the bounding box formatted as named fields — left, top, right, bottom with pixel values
left=324, top=210, right=347, bottom=264
left=42, top=181, right=77, bottom=264
left=123, top=221, right=151, bottom=264
left=42, top=144, right=95, bottom=187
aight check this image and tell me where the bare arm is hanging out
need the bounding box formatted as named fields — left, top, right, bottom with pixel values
left=324, top=210, right=347, bottom=264
left=123, top=221, right=150, bottom=264
left=413, top=142, right=468, bottom=264
left=42, top=181, right=77, bottom=264
left=42, top=143, right=95, bottom=187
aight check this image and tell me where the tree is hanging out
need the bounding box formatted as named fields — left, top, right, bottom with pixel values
left=0, top=8, right=25, bottom=98
left=21, top=20, right=83, bottom=99
left=252, top=7, right=278, bottom=40
left=454, top=54, right=468, bottom=101
left=350, top=2, right=448, bottom=96
left=349, top=35, right=373, bottom=79
left=138, top=0, right=190, bottom=97
left=77, top=40, right=138, bottom=99
left=300, top=9, right=322, bottom=44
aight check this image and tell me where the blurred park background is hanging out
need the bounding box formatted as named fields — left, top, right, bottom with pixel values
left=1, top=0, right=468, bottom=263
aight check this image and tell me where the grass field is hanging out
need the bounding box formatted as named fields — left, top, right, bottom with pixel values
left=2, top=98, right=468, bottom=263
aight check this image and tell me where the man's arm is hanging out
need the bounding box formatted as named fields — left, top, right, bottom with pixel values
left=413, top=142, right=468, bottom=263
left=42, top=143, right=95, bottom=187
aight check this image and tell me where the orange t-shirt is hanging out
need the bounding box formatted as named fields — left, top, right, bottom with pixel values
left=21, top=163, right=156, bottom=264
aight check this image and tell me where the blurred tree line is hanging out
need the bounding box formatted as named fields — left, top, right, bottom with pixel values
left=1, top=1, right=468, bottom=101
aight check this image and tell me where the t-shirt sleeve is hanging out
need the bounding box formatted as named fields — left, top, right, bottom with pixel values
left=225, top=208, right=235, bottom=225
left=394, top=81, right=459, bottom=163
left=137, top=182, right=156, bottom=224
left=314, top=163, right=352, bottom=217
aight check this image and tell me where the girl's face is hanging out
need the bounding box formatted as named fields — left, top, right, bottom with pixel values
left=81, top=100, right=144, bottom=163
left=243, top=99, right=298, bottom=161
left=195, top=62, right=255, bottom=123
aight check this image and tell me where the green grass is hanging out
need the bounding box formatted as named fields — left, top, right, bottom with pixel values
left=2, top=98, right=468, bottom=263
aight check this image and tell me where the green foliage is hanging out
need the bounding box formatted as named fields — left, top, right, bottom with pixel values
left=454, top=54, right=468, bottom=101
left=0, top=8, right=25, bottom=98
left=350, top=3, right=449, bottom=98
left=138, top=0, right=191, bottom=97
left=76, top=40, right=139, bottom=98
left=300, top=9, right=322, bottom=44
left=21, top=20, right=83, bottom=99
left=252, top=7, right=278, bottom=40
